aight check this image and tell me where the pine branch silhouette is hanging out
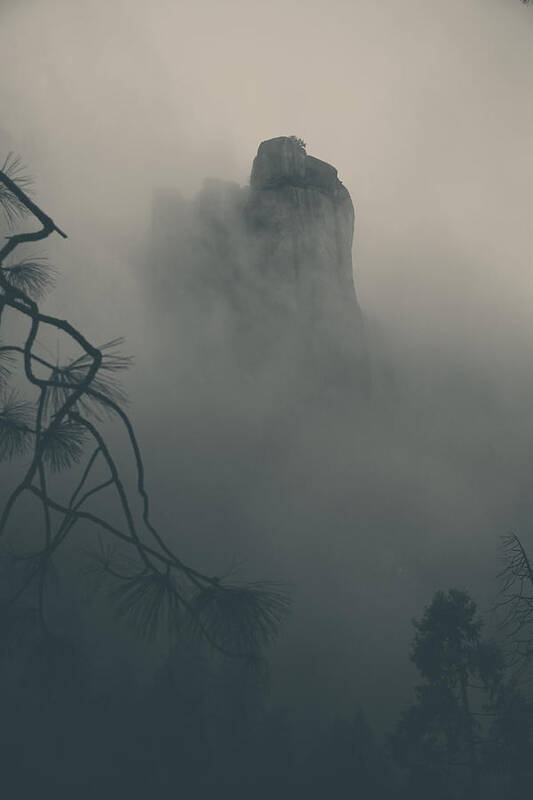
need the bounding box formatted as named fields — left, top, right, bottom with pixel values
left=0, top=157, right=290, bottom=657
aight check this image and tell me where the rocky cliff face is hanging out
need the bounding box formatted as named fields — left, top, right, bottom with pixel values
left=246, top=137, right=363, bottom=368
left=248, top=138, right=355, bottom=294
left=149, top=136, right=367, bottom=390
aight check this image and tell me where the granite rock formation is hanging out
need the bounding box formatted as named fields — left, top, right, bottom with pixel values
left=149, top=136, right=367, bottom=390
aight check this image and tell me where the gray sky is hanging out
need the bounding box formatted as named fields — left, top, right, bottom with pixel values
left=1, top=0, right=532, bottom=355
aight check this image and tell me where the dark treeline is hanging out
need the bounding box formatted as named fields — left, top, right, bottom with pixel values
left=1, top=561, right=533, bottom=798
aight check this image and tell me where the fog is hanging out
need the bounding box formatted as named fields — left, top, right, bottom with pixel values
left=1, top=0, right=533, bottom=792
left=2, top=0, right=532, bottom=330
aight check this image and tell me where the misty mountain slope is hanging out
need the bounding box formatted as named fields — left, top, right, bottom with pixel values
left=129, top=135, right=533, bottom=728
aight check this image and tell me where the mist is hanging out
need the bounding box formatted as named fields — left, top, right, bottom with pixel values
left=1, top=0, right=533, bottom=796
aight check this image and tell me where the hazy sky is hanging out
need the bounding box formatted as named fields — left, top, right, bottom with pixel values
left=1, top=0, right=532, bottom=353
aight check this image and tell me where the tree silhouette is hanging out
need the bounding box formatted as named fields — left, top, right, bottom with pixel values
left=0, top=153, right=289, bottom=657
left=496, top=533, right=533, bottom=676
left=390, top=589, right=505, bottom=799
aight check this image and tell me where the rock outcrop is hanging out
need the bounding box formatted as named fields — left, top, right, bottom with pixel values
left=247, top=139, right=360, bottom=328
left=149, top=136, right=368, bottom=391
